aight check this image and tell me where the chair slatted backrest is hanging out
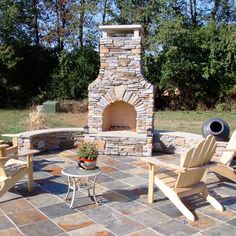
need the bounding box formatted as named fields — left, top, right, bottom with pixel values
left=175, top=135, right=216, bottom=188
left=0, top=145, right=18, bottom=177
left=220, top=130, right=236, bottom=165
left=5, top=146, right=18, bottom=156
left=0, top=144, right=9, bottom=177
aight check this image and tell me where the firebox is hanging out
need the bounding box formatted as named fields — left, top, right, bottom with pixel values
left=103, top=101, right=137, bottom=131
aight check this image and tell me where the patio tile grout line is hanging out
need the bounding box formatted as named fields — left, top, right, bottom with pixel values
left=98, top=157, right=236, bottom=233
left=0, top=205, right=27, bottom=235
left=2, top=152, right=235, bottom=235
left=32, top=160, right=118, bottom=235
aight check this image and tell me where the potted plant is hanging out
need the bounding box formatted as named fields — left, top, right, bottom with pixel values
left=76, top=142, right=98, bottom=170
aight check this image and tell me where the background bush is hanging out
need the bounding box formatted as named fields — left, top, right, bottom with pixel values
left=0, top=0, right=235, bottom=110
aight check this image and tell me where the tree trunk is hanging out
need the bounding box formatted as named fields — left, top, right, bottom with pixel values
left=55, top=0, right=61, bottom=52
left=79, top=0, right=85, bottom=48
left=189, top=0, right=197, bottom=24
left=102, top=0, right=107, bottom=24
left=33, top=0, right=39, bottom=46
left=193, top=0, right=197, bottom=23
left=211, top=0, right=220, bottom=21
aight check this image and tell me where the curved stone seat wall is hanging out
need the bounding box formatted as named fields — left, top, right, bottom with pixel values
left=10, top=128, right=84, bottom=151
left=153, top=130, right=203, bottom=154
left=4, top=128, right=227, bottom=157
left=153, top=130, right=227, bottom=158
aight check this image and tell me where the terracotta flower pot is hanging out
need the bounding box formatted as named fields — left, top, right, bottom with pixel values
left=78, top=158, right=97, bottom=170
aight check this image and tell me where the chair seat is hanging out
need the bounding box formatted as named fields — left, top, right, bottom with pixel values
left=210, top=130, right=236, bottom=182
left=155, top=169, right=178, bottom=188
left=4, top=159, right=27, bottom=178
left=0, top=145, right=38, bottom=197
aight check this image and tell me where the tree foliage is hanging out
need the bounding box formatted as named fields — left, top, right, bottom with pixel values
left=0, top=0, right=235, bottom=110
left=49, top=46, right=99, bottom=100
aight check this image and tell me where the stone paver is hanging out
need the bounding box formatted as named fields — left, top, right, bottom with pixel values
left=0, top=216, right=14, bottom=231
left=0, top=228, right=23, bottom=236
left=84, top=205, right=123, bottom=226
left=52, top=212, right=95, bottom=231
left=197, top=205, right=236, bottom=222
left=39, top=203, right=76, bottom=218
left=107, top=171, right=133, bottom=179
left=0, top=150, right=235, bottom=236
left=177, top=213, right=220, bottom=231
left=19, top=220, right=64, bottom=236
left=130, top=209, right=171, bottom=227
left=100, top=180, right=133, bottom=190
left=120, top=176, right=148, bottom=187
left=7, top=208, right=47, bottom=226
left=68, top=223, right=114, bottom=236
left=152, top=219, right=198, bottom=236
left=28, top=193, right=62, bottom=208
left=128, top=228, right=162, bottom=236
left=109, top=201, right=148, bottom=215
left=203, top=223, right=236, bottom=236
left=105, top=215, right=144, bottom=235
left=0, top=199, right=34, bottom=214
left=227, top=217, right=236, bottom=227
left=154, top=201, right=183, bottom=218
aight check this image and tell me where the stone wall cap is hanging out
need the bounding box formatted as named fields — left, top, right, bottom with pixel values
left=5, top=128, right=84, bottom=138
left=2, top=133, right=21, bottom=138
left=90, top=131, right=147, bottom=138
left=99, top=25, right=142, bottom=33
left=153, top=130, right=203, bottom=140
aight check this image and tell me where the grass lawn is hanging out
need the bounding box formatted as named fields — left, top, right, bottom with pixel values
left=155, top=110, right=236, bottom=135
left=0, top=109, right=236, bottom=138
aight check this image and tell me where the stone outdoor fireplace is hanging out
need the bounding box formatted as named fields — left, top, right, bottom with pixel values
left=86, top=25, right=154, bottom=156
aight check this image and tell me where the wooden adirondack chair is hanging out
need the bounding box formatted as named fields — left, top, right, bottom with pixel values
left=0, top=144, right=39, bottom=197
left=143, top=135, right=224, bottom=221
left=210, top=130, right=236, bottom=182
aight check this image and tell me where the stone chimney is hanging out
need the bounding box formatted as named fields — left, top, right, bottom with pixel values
left=88, top=25, right=154, bottom=135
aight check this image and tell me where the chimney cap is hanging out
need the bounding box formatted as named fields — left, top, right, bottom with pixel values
left=99, top=25, right=142, bottom=36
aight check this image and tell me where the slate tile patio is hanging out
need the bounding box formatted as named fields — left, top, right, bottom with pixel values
left=0, top=150, right=236, bottom=236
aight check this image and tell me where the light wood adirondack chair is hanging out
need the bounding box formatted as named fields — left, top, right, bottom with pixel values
left=210, top=130, right=236, bottom=182
left=0, top=144, right=39, bottom=197
left=143, top=135, right=224, bottom=221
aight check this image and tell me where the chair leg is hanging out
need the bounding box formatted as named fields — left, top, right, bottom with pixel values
left=201, top=170, right=207, bottom=183
left=27, top=154, right=34, bottom=192
left=201, top=188, right=224, bottom=212
left=211, top=166, right=236, bottom=182
left=28, top=171, right=33, bottom=192
left=0, top=182, right=9, bottom=198
left=155, top=178, right=195, bottom=221
left=0, top=179, right=19, bottom=198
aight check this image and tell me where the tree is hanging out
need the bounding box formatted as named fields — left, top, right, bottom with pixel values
left=49, top=46, right=99, bottom=100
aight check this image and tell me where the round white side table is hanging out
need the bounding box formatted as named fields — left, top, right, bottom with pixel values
left=61, top=166, right=102, bottom=208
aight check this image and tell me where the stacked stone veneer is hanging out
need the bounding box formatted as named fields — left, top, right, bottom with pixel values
left=85, top=132, right=152, bottom=157
left=88, top=25, right=154, bottom=134
left=153, top=130, right=228, bottom=159
left=7, top=128, right=227, bottom=159
left=86, top=25, right=154, bottom=157
left=13, top=128, right=84, bottom=151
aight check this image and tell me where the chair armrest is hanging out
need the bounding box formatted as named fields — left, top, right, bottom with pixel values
left=16, top=149, right=40, bottom=158
left=0, top=156, right=13, bottom=166
left=0, top=144, right=9, bottom=148
left=224, top=149, right=236, bottom=152
left=0, top=156, right=12, bottom=162
left=186, top=162, right=217, bottom=172
left=141, top=157, right=186, bottom=173
left=216, top=141, right=227, bottom=145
